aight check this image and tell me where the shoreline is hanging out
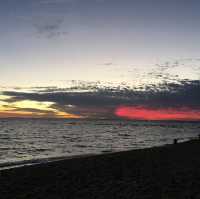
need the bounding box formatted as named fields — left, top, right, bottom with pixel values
left=0, top=137, right=194, bottom=171
left=1, top=139, right=200, bottom=198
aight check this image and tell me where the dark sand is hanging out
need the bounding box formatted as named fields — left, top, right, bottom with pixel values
left=1, top=140, right=200, bottom=199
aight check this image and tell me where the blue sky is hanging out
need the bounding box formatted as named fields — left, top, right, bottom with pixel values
left=0, top=0, right=200, bottom=87
left=0, top=0, right=200, bottom=119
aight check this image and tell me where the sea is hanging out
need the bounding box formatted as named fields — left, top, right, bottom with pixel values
left=0, top=118, right=200, bottom=170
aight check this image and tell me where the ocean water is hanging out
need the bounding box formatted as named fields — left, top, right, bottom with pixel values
left=0, top=118, right=200, bottom=169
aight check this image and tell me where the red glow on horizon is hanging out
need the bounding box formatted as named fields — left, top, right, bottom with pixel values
left=115, top=106, right=200, bottom=121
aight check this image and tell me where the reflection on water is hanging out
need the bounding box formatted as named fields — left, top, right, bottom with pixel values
left=0, top=119, right=199, bottom=167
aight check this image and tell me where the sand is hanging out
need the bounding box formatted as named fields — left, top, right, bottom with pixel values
left=1, top=140, right=200, bottom=199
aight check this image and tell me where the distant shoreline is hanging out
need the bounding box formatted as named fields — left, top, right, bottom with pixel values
left=1, top=117, right=200, bottom=122
left=1, top=139, right=200, bottom=198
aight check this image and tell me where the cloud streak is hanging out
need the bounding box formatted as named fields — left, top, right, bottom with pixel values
left=1, top=79, right=200, bottom=120
left=34, top=19, right=68, bottom=38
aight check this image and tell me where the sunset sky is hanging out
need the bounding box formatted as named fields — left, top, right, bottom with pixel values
left=1, top=0, right=200, bottom=120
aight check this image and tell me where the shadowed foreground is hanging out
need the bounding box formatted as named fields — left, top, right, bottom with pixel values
left=1, top=140, right=200, bottom=199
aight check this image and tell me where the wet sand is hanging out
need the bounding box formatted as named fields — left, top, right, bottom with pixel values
left=1, top=140, right=200, bottom=199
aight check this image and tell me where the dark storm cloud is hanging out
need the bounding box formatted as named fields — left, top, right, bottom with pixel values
left=2, top=80, right=200, bottom=118
left=2, top=90, right=132, bottom=106
left=50, top=103, right=114, bottom=118
left=144, top=80, right=200, bottom=109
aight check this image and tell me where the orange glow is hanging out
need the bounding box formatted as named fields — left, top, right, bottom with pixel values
left=0, top=111, right=82, bottom=119
left=0, top=97, right=82, bottom=119
left=54, top=111, right=83, bottom=119
left=115, top=106, right=200, bottom=121
left=0, top=111, right=42, bottom=118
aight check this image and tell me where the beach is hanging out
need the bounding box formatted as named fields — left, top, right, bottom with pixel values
left=1, top=140, right=200, bottom=199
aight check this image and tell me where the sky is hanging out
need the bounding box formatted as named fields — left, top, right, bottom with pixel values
left=0, top=0, right=200, bottom=120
